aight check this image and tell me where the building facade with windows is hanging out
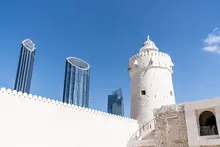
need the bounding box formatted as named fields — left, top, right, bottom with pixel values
left=107, top=88, right=124, bottom=116
left=14, top=39, right=36, bottom=94
left=62, top=57, right=90, bottom=108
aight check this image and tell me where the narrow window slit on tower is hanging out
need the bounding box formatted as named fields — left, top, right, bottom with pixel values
left=141, top=90, right=146, bottom=95
left=170, top=91, right=173, bottom=96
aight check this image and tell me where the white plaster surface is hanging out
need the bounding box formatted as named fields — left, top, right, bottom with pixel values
left=0, top=88, right=138, bottom=147
left=184, top=98, right=220, bottom=147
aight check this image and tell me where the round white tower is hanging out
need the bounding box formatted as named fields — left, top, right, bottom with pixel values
left=128, top=35, right=175, bottom=125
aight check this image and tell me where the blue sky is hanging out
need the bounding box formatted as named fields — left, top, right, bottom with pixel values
left=0, top=0, right=220, bottom=117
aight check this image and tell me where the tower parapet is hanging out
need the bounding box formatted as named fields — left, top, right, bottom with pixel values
left=129, top=51, right=173, bottom=75
left=128, top=36, right=175, bottom=125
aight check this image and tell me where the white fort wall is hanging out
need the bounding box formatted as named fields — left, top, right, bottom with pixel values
left=0, top=88, right=138, bottom=147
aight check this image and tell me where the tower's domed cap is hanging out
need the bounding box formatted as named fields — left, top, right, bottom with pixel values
left=140, top=35, right=158, bottom=52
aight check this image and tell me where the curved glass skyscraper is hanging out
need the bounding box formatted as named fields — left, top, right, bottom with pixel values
left=63, top=57, right=90, bottom=108
left=14, top=39, right=36, bottom=94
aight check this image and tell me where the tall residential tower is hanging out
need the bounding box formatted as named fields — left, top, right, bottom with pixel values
left=14, top=39, right=36, bottom=94
left=127, top=36, right=175, bottom=125
left=107, top=88, right=124, bottom=116
left=63, top=57, right=90, bottom=108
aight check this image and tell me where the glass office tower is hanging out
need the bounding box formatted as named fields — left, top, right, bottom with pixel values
left=107, top=88, right=124, bottom=116
left=14, top=39, right=36, bottom=94
left=63, top=57, right=90, bottom=108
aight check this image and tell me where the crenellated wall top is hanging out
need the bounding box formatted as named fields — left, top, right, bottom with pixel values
left=128, top=50, right=174, bottom=74
left=0, top=88, right=137, bottom=124
left=129, top=51, right=171, bottom=62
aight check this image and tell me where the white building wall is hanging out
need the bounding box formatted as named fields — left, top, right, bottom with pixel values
left=184, top=98, right=220, bottom=147
left=140, top=67, right=175, bottom=123
left=130, top=67, right=140, bottom=120
left=129, top=46, right=175, bottom=125
left=0, top=88, right=138, bottom=147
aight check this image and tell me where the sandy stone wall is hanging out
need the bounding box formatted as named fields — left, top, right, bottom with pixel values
left=153, top=104, right=188, bottom=147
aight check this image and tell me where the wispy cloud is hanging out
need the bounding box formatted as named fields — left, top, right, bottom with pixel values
left=203, top=27, right=220, bottom=54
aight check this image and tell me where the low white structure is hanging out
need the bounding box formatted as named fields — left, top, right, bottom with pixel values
left=185, top=98, right=220, bottom=147
left=0, top=88, right=138, bottom=147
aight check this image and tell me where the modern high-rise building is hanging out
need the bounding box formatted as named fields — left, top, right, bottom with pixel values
left=107, top=88, right=124, bottom=116
left=62, top=57, right=90, bottom=108
left=14, top=39, right=36, bottom=94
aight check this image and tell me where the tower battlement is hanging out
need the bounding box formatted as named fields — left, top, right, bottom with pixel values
left=128, top=50, right=174, bottom=78
left=129, top=51, right=170, bottom=61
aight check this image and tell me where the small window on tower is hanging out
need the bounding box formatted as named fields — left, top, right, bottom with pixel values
left=141, top=90, right=146, bottom=95
left=170, top=91, right=173, bottom=96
